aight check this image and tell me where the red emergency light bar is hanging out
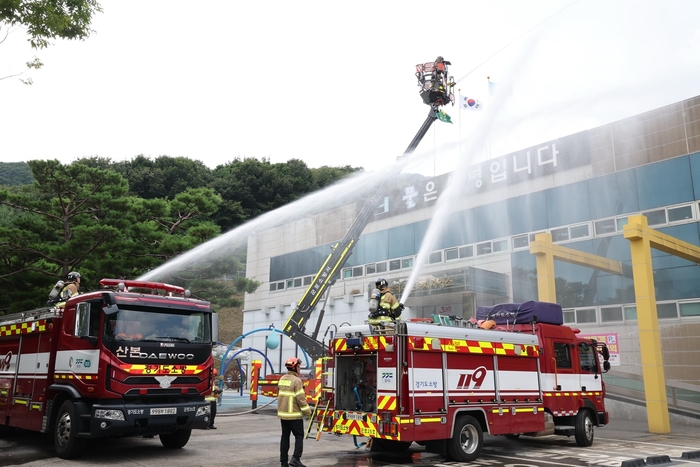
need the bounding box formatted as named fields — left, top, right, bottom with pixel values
left=99, top=278, right=186, bottom=295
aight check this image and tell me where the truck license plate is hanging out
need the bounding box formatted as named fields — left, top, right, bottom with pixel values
left=345, top=412, right=364, bottom=421
left=150, top=407, right=177, bottom=415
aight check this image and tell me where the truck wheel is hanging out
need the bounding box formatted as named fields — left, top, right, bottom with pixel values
left=54, top=400, right=87, bottom=459
left=574, top=410, right=594, bottom=447
left=369, top=438, right=411, bottom=452
left=159, top=429, right=192, bottom=449
left=446, top=415, right=483, bottom=462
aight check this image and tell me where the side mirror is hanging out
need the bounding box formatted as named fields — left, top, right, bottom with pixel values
left=601, top=345, right=610, bottom=361
left=211, top=312, right=219, bottom=344
left=603, top=361, right=611, bottom=372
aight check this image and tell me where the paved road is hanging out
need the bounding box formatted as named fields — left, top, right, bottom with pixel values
left=2, top=395, right=700, bottom=467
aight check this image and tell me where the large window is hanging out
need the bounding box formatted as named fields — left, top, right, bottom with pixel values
left=579, top=342, right=598, bottom=373
left=553, top=342, right=572, bottom=369
left=601, top=306, right=623, bottom=323
left=576, top=308, right=596, bottom=323
left=105, top=308, right=211, bottom=344
left=680, top=302, right=700, bottom=317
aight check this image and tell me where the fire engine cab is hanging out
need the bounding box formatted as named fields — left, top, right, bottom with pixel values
left=314, top=301, right=610, bottom=462
left=0, top=279, right=218, bottom=459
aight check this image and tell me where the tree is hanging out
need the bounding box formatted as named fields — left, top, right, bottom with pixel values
left=311, top=165, right=362, bottom=190
left=0, top=0, right=102, bottom=84
left=110, top=155, right=214, bottom=200
left=0, top=161, right=34, bottom=185
left=0, top=159, right=130, bottom=311
left=0, top=161, right=224, bottom=313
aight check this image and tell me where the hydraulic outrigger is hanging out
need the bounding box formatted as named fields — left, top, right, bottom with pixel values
left=282, top=57, right=456, bottom=361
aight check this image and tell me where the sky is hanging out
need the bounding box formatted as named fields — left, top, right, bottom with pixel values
left=2, top=0, right=700, bottom=173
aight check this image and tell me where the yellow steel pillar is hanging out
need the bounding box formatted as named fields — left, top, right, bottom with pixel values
left=531, top=233, right=557, bottom=302
left=530, top=232, right=623, bottom=303
left=623, top=214, right=671, bottom=434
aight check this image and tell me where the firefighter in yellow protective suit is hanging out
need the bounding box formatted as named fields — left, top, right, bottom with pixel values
left=368, top=278, right=404, bottom=325
left=205, top=369, right=221, bottom=429
left=48, top=271, right=82, bottom=306
left=277, top=357, right=311, bottom=467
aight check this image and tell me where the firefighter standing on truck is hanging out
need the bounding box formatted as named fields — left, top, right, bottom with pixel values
left=47, top=271, right=81, bottom=305
left=277, top=357, right=311, bottom=467
left=368, top=278, right=404, bottom=324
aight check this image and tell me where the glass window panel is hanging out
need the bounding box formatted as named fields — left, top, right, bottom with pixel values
left=594, top=219, right=616, bottom=235
left=428, top=252, right=442, bottom=264
left=352, top=266, right=363, bottom=277
left=601, top=306, right=623, bottom=322
left=459, top=245, right=473, bottom=258
left=376, top=262, right=387, bottom=273
left=529, top=232, right=546, bottom=241
left=657, top=303, right=677, bottom=319
left=493, top=239, right=509, bottom=252
left=277, top=282, right=285, bottom=290
left=579, top=343, right=598, bottom=373
left=402, top=257, right=414, bottom=268
left=570, top=224, right=590, bottom=239
left=287, top=279, right=295, bottom=288
left=389, top=259, right=401, bottom=271
left=624, top=306, right=637, bottom=320
left=554, top=342, right=572, bottom=368
left=576, top=308, right=596, bottom=323
left=680, top=302, right=700, bottom=317
left=445, top=248, right=459, bottom=261
left=293, top=278, right=302, bottom=287
left=476, top=242, right=492, bottom=256
left=551, top=227, right=569, bottom=242
left=512, top=235, right=529, bottom=249
left=342, top=269, right=352, bottom=279
left=643, top=209, right=666, bottom=226
left=616, top=217, right=628, bottom=231
left=668, top=205, right=692, bottom=222
left=563, top=309, right=575, bottom=324
left=269, top=283, right=277, bottom=292
left=366, top=264, right=376, bottom=275
left=303, top=276, right=312, bottom=286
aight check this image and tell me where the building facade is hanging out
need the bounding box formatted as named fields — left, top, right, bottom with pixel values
left=243, top=95, right=700, bottom=384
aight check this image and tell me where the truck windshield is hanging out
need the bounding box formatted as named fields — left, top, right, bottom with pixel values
left=104, top=308, right=211, bottom=344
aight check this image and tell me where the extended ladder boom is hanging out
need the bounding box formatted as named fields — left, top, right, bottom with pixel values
left=283, top=57, right=455, bottom=361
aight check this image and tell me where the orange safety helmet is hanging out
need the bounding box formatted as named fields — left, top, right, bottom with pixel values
left=285, top=357, right=302, bottom=370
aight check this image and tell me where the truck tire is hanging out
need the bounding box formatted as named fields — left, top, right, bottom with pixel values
left=446, top=415, right=483, bottom=462
left=54, top=400, right=87, bottom=459
left=159, top=429, right=192, bottom=449
left=574, top=410, right=594, bottom=447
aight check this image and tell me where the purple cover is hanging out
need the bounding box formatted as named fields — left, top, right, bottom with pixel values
left=475, top=301, right=563, bottom=325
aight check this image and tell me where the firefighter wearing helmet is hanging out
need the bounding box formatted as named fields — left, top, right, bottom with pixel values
left=277, top=356, right=311, bottom=467
left=47, top=271, right=82, bottom=305
left=368, top=278, right=404, bottom=325
left=205, top=368, right=221, bottom=429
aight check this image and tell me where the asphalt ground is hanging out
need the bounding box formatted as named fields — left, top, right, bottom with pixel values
left=1, top=392, right=700, bottom=467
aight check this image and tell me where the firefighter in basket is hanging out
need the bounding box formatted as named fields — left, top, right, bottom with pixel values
left=368, top=278, right=404, bottom=325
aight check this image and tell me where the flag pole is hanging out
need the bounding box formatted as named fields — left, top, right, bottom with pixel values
left=458, top=88, right=462, bottom=164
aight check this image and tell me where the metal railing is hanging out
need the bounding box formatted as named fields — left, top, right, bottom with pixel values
left=604, top=369, right=700, bottom=418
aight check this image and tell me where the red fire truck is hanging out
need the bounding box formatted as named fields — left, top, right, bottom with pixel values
left=313, top=301, right=611, bottom=462
left=0, top=279, right=218, bottom=459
